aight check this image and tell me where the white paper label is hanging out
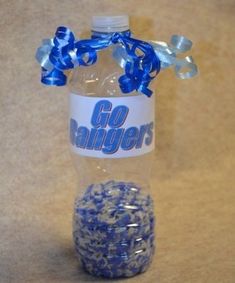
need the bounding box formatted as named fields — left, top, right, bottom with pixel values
left=69, top=93, right=155, bottom=158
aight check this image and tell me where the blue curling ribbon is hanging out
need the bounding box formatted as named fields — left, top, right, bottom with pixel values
left=36, top=26, right=198, bottom=97
left=36, top=26, right=160, bottom=97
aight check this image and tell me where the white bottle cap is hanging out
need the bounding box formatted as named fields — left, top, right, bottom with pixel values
left=91, top=15, right=129, bottom=32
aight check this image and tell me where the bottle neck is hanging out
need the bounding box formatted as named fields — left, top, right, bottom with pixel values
left=91, top=29, right=131, bottom=39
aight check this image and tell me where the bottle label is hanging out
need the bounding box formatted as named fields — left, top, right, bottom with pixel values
left=69, top=93, right=155, bottom=158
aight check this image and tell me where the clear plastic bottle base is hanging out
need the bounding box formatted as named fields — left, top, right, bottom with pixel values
left=73, top=180, right=155, bottom=278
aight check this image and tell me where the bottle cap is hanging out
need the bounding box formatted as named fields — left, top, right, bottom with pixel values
left=91, top=15, right=129, bottom=32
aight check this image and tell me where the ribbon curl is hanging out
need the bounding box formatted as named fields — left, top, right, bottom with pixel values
left=36, top=27, right=160, bottom=97
left=150, top=35, right=197, bottom=79
left=36, top=26, right=197, bottom=97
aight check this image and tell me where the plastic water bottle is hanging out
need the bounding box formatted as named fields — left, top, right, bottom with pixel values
left=69, top=15, right=156, bottom=278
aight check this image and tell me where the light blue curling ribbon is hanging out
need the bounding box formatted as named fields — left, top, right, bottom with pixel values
left=36, top=26, right=197, bottom=97
left=149, top=35, right=197, bottom=79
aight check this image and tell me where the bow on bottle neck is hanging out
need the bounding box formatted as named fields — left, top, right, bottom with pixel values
left=36, top=26, right=197, bottom=97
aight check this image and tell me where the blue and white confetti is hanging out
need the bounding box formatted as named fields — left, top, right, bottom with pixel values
left=73, top=180, right=155, bottom=278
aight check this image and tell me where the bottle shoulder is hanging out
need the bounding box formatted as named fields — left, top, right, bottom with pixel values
left=69, top=46, right=136, bottom=97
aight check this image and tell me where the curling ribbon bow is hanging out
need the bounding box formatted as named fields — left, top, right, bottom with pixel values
left=36, top=26, right=197, bottom=97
